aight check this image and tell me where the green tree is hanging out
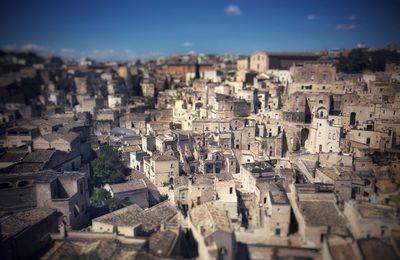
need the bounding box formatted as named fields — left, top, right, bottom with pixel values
left=90, top=187, right=112, bottom=208
left=92, top=149, right=125, bottom=187
left=90, top=187, right=123, bottom=213
left=337, top=48, right=400, bottom=73
left=337, top=48, right=368, bottom=73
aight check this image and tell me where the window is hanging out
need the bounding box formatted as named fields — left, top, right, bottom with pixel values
left=229, top=187, right=233, bottom=194
left=366, top=138, right=371, bottom=145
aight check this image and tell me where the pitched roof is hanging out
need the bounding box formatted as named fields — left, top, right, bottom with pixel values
left=152, top=153, right=177, bottom=161
left=0, top=208, right=57, bottom=238
left=109, top=179, right=147, bottom=193
left=358, top=238, right=398, bottom=260
left=190, top=203, right=233, bottom=237
left=299, top=201, right=347, bottom=229
left=93, top=201, right=178, bottom=233
left=41, top=132, right=79, bottom=143
left=0, top=151, right=27, bottom=163
left=149, top=230, right=178, bottom=257
left=23, top=149, right=57, bottom=163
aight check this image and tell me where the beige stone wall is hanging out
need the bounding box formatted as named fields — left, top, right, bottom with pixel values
left=307, top=118, right=341, bottom=153
left=33, top=137, right=51, bottom=150
left=92, top=221, right=114, bottom=234
left=291, top=63, right=336, bottom=85
left=237, top=58, right=249, bottom=71
left=215, top=180, right=238, bottom=219
left=347, top=130, right=389, bottom=150
left=153, top=159, right=179, bottom=186
left=250, top=52, right=268, bottom=72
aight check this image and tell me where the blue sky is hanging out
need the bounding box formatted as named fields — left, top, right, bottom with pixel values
left=0, top=0, right=399, bottom=60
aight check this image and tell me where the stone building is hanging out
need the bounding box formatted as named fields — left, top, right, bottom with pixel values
left=0, top=170, right=90, bottom=230
left=344, top=201, right=399, bottom=239
left=0, top=208, right=60, bottom=260
left=255, top=182, right=291, bottom=236
left=250, top=51, right=320, bottom=73
left=33, top=132, right=80, bottom=152
left=92, top=201, right=178, bottom=236
left=143, top=151, right=179, bottom=187
left=104, top=178, right=149, bottom=209
left=290, top=61, right=336, bottom=94
left=289, top=183, right=348, bottom=247
left=189, top=203, right=236, bottom=260
left=5, top=125, right=40, bottom=148
left=237, top=57, right=249, bottom=71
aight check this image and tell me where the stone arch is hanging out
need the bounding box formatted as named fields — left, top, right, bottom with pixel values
left=350, top=112, right=356, bottom=125
left=300, top=128, right=309, bottom=147
left=316, top=107, right=328, bottom=118
left=17, top=180, right=30, bottom=187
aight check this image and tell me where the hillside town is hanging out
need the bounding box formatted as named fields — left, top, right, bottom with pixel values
left=0, top=47, right=399, bottom=260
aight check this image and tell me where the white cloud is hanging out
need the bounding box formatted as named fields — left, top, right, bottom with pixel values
left=347, top=15, right=356, bottom=21
left=1, top=44, right=160, bottom=61
left=88, top=49, right=118, bottom=60
left=21, top=43, right=47, bottom=52
left=2, top=43, right=18, bottom=51
left=58, top=48, right=82, bottom=59
left=20, top=43, right=54, bottom=56
left=1, top=43, right=54, bottom=56
left=87, top=49, right=161, bottom=61
left=60, top=48, right=75, bottom=53
left=307, top=14, right=316, bottom=21
left=123, top=49, right=137, bottom=59
left=225, top=5, right=242, bottom=16
left=183, top=41, right=193, bottom=47
left=336, top=24, right=357, bottom=30
left=140, top=51, right=162, bottom=60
